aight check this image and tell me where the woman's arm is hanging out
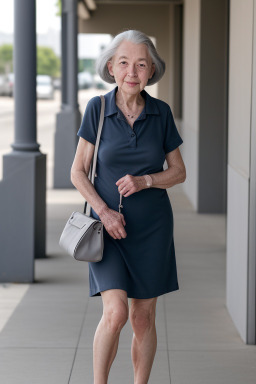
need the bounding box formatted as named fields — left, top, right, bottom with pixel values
left=70, top=137, right=108, bottom=217
left=71, top=137, right=127, bottom=240
left=150, top=147, right=186, bottom=189
left=116, top=147, right=186, bottom=197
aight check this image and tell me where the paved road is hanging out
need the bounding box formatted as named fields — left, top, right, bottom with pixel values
left=0, top=87, right=112, bottom=187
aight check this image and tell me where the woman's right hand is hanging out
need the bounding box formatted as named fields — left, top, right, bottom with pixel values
left=70, top=137, right=126, bottom=239
left=99, top=206, right=127, bottom=240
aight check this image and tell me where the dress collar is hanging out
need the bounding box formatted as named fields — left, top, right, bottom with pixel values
left=104, top=86, right=160, bottom=117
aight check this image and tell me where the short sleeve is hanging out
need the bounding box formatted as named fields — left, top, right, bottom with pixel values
left=77, top=96, right=101, bottom=145
left=164, top=107, right=183, bottom=154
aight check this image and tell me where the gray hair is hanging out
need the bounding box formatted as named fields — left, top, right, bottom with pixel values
left=96, top=30, right=165, bottom=86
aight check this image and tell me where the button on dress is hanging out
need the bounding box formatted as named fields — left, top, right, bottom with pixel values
left=77, top=86, right=183, bottom=299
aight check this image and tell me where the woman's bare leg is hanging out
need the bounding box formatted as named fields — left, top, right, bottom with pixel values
left=93, top=289, right=128, bottom=384
left=129, top=297, right=157, bottom=384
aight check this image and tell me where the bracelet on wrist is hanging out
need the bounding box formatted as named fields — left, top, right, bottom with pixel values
left=144, top=174, right=153, bottom=188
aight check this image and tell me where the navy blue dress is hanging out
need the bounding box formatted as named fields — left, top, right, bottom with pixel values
left=77, top=86, right=183, bottom=299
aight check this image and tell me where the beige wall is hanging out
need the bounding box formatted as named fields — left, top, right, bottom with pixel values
left=78, top=4, right=172, bottom=102
left=180, top=0, right=201, bottom=209
left=226, top=0, right=254, bottom=343
left=228, top=0, right=253, bottom=178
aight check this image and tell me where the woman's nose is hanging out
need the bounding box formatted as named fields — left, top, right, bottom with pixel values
left=127, top=64, right=137, bottom=77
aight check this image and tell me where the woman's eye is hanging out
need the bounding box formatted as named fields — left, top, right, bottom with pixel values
left=138, top=63, right=146, bottom=68
left=120, top=61, right=127, bottom=65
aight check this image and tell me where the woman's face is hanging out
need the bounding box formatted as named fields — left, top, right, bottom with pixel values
left=107, top=40, right=155, bottom=96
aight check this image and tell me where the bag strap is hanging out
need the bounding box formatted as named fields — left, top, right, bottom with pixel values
left=86, top=95, right=105, bottom=216
left=85, top=96, right=123, bottom=216
left=90, top=95, right=105, bottom=186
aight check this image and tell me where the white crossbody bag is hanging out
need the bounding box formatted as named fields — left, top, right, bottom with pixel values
left=59, top=95, right=109, bottom=262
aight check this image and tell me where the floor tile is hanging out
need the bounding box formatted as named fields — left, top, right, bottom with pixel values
left=69, top=349, right=94, bottom=384
left=70, top=348, right=171, bottom=384
left=0, top=348, right=74, bottom=384
left=169, top=350, right=256, bottom=384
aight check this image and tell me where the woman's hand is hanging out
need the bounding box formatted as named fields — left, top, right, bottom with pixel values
left=99, top=206, right=127, bottom=240
left=116, top=175, right=146, bottom=197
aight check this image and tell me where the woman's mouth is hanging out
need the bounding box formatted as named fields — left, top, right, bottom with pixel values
left=126, top=82, right=139, bottom=87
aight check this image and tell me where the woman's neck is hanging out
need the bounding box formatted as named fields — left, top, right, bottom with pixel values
left=116, top=89, right=144, bottom=111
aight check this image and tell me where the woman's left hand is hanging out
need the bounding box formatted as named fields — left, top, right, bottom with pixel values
left=116, top=174, right=146, bottom=197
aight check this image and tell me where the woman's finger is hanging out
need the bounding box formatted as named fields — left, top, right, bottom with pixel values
left=118, top=181, right=127, bottom=193
left=119, top=228, right=127, bottom=238
left=122, top=187, right=130, bottom=195
left=116, top=176, right=126, bottom=186
left=110, top=231, right=117, bottom=239
left=111, top=230, right=121, bottom=239
left=121, top=216, right=126, bottom=226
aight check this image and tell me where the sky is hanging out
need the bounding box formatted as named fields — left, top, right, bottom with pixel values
left=0, top=0, right=112, bottom=59
left=0, top=0, right=61, bottom=34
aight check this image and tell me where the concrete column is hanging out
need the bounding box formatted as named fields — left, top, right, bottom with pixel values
left=66, top=0, right=79, bottom=109
left=248, top=0, right=256, bottom=344
left=0, top=0, right=47, bottom=283
left=173, top=4, right=183, bottom=118
left=181, top=0, right=229, bottom=213
left=61, top=11, right=68, bottom=105
left=181, top=0, right=201, bottom=210
left=197, top=0, right=229, bottom=213
left=54, top=0, right=81, bottom=188
left=11, top=0, right=39, bottom=152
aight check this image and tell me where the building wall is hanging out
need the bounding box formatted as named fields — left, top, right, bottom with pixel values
left=226, top=0, right=254, bottom=343
left=180, top=0, right=201, bottom=209
left=168, top=4, right=183, bottom=117
left=168, top=5, right=176, bottom=110
left=181, top=0, right=228, bottom=213
left=198, top=0, right=228, bottom=213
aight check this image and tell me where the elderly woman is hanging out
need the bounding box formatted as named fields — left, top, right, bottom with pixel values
left=71, top=30, right=186, bottom=384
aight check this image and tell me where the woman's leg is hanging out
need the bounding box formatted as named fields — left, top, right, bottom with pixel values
left=129, top=297, right=158, bottom=384
left=93, top=289, right=129, bottom=384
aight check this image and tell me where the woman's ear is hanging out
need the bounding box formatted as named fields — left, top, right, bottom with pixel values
left=149, top=63, right=155, bottom=79
left=107, top=60, right=114, bottom=76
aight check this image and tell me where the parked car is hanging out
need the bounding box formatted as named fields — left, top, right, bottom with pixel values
left=53, top=77, right=61, bottom=90
left=78, top=71, right=93, bottom=89
left=36, top=75, right=54, bottom=99
left=93, top=74, right=108, bottom=90
left=0, top=73, right=14, bottom=96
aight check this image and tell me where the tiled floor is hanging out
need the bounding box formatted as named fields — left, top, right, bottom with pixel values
left=0, top=186, right=255, bottom=384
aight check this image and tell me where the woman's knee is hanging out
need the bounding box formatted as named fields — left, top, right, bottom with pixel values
left=130, top=299, right=157, bottom=335
left=102, top=290, right=129, bottom=334
left=103, top=304, right=128, bottom=334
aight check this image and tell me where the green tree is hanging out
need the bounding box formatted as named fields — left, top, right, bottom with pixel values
left=0, top=44, right=60, bottom=77
left=78, top=58, right=96, bottom=75
left=55, top=0, right=61, bottom=16
left=0, top=44, right=13, bottom=74
left=37, top=46, right=60, bottom=77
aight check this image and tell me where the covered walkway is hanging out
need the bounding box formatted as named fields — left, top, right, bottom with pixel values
left=0, top=186, right=255, bottom=383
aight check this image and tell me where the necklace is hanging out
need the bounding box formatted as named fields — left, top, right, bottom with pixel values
left=116, top=92, right=144, bottom=120
left=126, top=112, right=139, bottom=119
